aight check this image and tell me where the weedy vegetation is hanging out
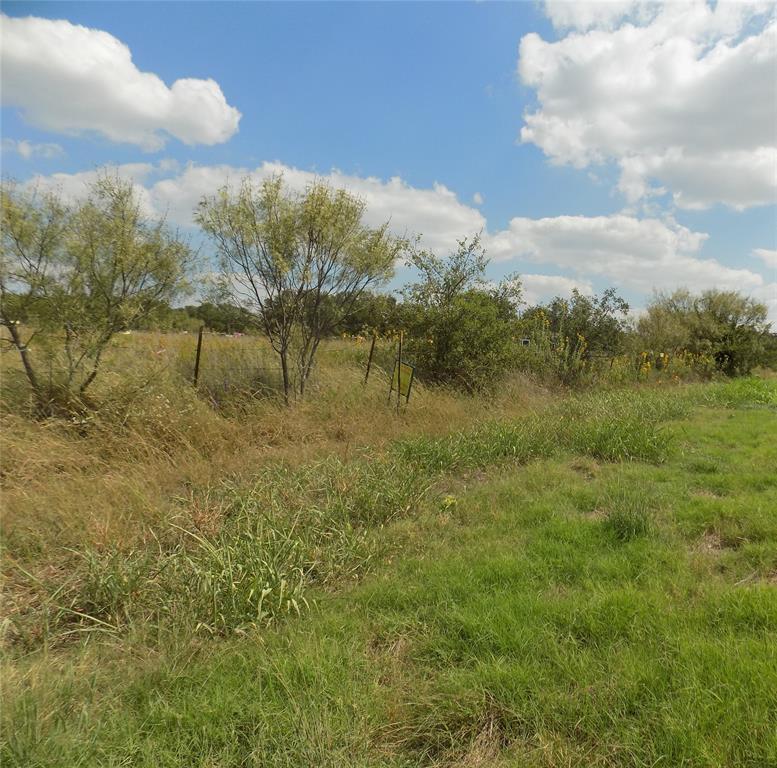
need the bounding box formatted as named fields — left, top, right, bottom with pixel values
left=2, top=174, right=776, bottom=766
left=1, top=359, right=776, bottom=766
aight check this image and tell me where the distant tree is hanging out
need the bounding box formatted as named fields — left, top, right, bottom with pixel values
left=1, top=175, right=193, bottom=413
left=127, top=299, right=200, bottom=332
left=638, top=289, right=771, bottom=374
left=197, top=175, right=405, bottom=401
left=262, top=290, right=400, bottom=338
left=184, top=302, right=256, bottom=334
left=333, top=291, right=400, bottom=336
left=633, top=289, right=693, bottom=354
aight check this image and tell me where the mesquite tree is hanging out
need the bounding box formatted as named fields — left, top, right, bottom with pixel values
left=637, top=289, right=770, bottom=374
left=197, top=175, right=405, bottom=400
left=1, top=175, right=192, bottom=413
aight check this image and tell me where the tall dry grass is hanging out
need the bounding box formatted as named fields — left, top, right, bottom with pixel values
left=1, top=331, right=553, bottom=584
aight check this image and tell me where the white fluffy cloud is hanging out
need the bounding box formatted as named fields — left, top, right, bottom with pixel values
left=520, top=274, right=594, bottom=305
left=27, top=161, right=486, bottom=256
left=26, top=163, right=159, bottom=217
left=752, top=282, right=777, bottom=323
left=149, top=162, right=487, bottom=255
left=486, top=213, right=764, bottom=293
left=1, top=138, right=64, bottom=159
left=754, top=248, right=777, bottom=270
left=519, top=1, right=777, bottom=209
left=543, top=1, right=651, bottom=32
left=0, top=14, right=241, bottom=150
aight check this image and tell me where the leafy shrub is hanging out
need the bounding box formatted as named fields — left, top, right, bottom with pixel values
left=400, top=234, right=522, bottom=392
left=403, top=290, right=520, bottom=393
left=514, top=309, right=592, bottom=387
left=517, top=289, right=630, bottom=387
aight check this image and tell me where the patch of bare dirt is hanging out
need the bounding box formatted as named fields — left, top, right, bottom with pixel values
left=569, top=458, right=599, bottom=481
left=691, top=488, right=722, bottom=499
left=696, top=531, right=724, bottom=552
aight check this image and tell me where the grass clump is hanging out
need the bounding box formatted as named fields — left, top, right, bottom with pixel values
left=394, top=388, right=687, bottom=473
left=6, top=454, right=431, bottom=646
left=701, top=375, right=777, bottom=408
left=4, top=381, right=763, bottom=652
left=5, top=385, right=697, bottom=650
left=600, top=483, right=657, bottom=541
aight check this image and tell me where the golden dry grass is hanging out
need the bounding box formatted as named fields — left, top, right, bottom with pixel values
left=1, top=331, right=554, bottom=570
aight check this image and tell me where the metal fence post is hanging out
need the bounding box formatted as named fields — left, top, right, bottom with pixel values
left=364, top=333, right=377, bottom=385
left=396, top=330, right=403, bottom=415
left=193, top=325, right=204, bottom=386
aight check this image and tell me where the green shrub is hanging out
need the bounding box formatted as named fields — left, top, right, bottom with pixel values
left=400, top=234, right=521, bottom=392
left=517, top=288, right=630, bottom=387
left=403, top=290, right=520, bottom=393
left=514, top=311, right=592, bottom=387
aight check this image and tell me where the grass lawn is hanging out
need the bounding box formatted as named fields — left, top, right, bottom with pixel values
left=3, top=382, right=776, bottom=766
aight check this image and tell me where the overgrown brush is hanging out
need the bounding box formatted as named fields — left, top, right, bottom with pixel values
left=701, top=376, right=777, bottom=408
left=5, top=454, right=431, bottom=646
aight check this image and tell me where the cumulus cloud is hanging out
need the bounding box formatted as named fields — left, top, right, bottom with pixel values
left=27, top=161, right=486, bottom=256
left=519, top=1, right=777, bottom=209
left=754, top=248, right=777, bottom=270
left=520, top=274, right=594, bottom=305
left=1, top=14, right=241, bottom=150
left=751, top=281, right=777, bottom=324
left=543, top=0, right=653, bottom=32
left=145, top=162, right=485, bottom=255
left=1, top=138, right=64, bottom=159
left=26, top=163, right=159, bottom=218
left=485, top=213, right=764, bottom=293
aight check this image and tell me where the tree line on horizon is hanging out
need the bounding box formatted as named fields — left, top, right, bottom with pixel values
left=2, top=172, right=774, bottom=414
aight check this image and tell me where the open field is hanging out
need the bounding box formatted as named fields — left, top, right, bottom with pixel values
left=1, top=334, right=776, bottom=767
left=3, top=1, right=776, bottom=764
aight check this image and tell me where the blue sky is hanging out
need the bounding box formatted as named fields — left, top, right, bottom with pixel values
left=2, top=1, right=776, bottom=317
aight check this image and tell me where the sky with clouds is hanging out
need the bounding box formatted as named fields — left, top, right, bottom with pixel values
left=1, top=1, right=775, bottom=320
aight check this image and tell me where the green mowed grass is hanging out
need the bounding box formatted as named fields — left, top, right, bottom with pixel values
left=3, top=388, right=776, bottom=767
